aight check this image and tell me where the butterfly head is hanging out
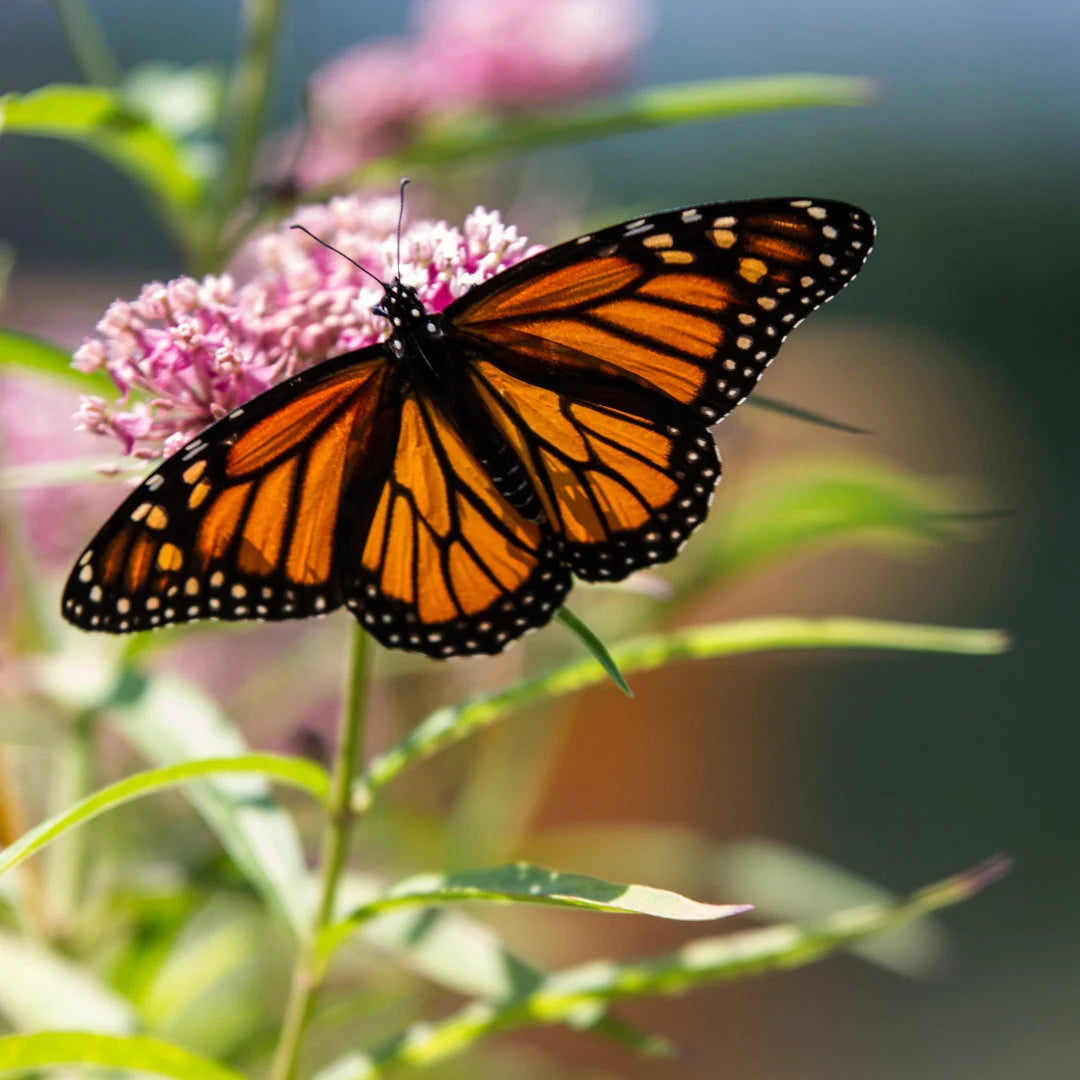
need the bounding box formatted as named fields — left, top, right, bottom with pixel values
left=372, top=280, right=438, bottom=346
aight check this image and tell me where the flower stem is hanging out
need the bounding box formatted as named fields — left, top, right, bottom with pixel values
left=211, top=0, right=287, bottom=264
left=49, top=0, right=120, bottom=87
left=270, top=623, right=373, bottom=1080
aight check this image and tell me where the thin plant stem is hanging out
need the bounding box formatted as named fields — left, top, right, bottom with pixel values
left=270, top=623, right=373, bottom=1080
left=211, top=0, right=288, bottom=267
left=49, top=0, right=120, bottom=88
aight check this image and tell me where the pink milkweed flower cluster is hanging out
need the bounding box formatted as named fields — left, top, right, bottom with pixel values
left=296, top=0, right=653, bottom=186
left=72, top=197, right=544, bottom=459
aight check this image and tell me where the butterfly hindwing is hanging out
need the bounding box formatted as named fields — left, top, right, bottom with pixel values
left=62, top=348, right=396, bottom=631
left=341, top=387, right=571, bottom=657
left=466, top=357, right=719, bottom=580
left=449, top=197, right=874, bottom=425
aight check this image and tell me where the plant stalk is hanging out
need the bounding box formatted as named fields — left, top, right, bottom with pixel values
left=270, top=623, right=373, bottom=1080
left=211, top=0, right=287, bottom=266
left=49, top=0, right=120, bottom=87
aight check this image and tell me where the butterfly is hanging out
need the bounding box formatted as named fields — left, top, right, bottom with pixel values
left=62, top=197, right=874, bottom=658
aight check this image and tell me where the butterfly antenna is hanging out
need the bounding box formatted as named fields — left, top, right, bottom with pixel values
left=289, top=224, right=385, bottom=288
left=396, top=177, right=410, bottom=281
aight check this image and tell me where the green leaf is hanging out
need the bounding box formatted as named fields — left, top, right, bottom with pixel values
left=713, top=839, right=947, bottom=977
left=0, top=930, right=138, bottom=1033
left=694, top=460, right=980, bottom=588
left=330, top=75, right=876, bottom=191
left=0, top=85, right=204, bottom=248
left=361, top=616, right=1009, bottom=795
left=0, top=753, right=329, bottom=881
left=327, top=858, right=1009, bottom=1077
left=321, top=864, right=748, bottom=961
left=106, top=668, right=317, bottom=936
left=333, top=876, right=674, bottom=1060
left=0, top=1032, right=245, bottom=1080
left=556, top=608, right=631, bottom=696
left=122, top=63, right=224, bottom=140
left=0, top=329, right=109, bottom=392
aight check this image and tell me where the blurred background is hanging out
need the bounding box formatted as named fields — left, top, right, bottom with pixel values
left=1, top=2, right=1078, bottom=1078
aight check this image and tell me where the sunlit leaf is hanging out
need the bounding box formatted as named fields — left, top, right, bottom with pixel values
left=0, top=931, right=137, bottom=1033
left=323, top=858, right=1010, bottom=1077
left=321, top=864, right=748, bottom=962
left=106, top=668, right=316, bottom=936
left=692, top=459, right=981, bottom=589
left=362, top=616, right=1009, bottom=795
left=330, top=75, right=876, bottom=192
left=0, top=329, right=109, bottom=392
left=0, top=753, right=329, bottom=881
left=122, top=63, right=224, bottom=139
left=338, top=873, right=671, bottom=1058
left=0, top=1032, right=245, bottom=1080
left=0, top=85, right=203, bottom=251
left=714, top=838, right=947, bottom=977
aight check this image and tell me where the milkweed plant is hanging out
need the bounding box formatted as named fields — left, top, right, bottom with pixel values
left=0, top=2, right=1010, bottom=1079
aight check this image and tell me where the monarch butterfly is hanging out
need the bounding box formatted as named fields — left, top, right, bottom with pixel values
left=62, top=196, right=874, bottom=657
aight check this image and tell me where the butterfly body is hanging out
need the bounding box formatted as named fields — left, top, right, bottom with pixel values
left=63, top=197, right=874, bottom=657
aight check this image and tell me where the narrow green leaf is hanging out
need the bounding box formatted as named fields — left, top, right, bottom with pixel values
left=334, top=879, right=673, bottom=1061
left=362, top=616, right=1009, bottom=795
left=0, top=754, right=329, bottom=880
left=321, top=864, right=748, bottom=961
left=0, top=1032, right=245, bottom=1080
left=746, top=394, right=870, bottom=435
left=329, top=858, right=1009, bottom=1077
left=692, top=460, right=979, bottom=588
left=0, top=930, right=137, bottom=1033
left=0, top=329, right=109, bottom=393
left=0, top=85, right=204, bottom=248
left=328, top=75, right=876, bottom=192
left=107, top=669, right=317, bottom=936
left=557, top=608, right=631, bottom=696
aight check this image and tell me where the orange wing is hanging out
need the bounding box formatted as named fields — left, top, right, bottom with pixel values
left=340, top=387, right=570, bottom=657
left=62, top=349, right=396, bottom=631
left=450, top=198, right=874, bottom=425
left=446, top=197, right=874, bottom=579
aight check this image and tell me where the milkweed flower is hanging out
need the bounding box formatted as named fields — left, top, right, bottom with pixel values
left=415, top=0, right=653, bottom=108
left=72, top=197, right=543, bottom=458
left=293, top=0, right=652, bottom=185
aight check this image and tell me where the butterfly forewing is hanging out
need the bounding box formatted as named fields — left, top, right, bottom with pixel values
left=62, top=349, right=396, bottom=631
left=449, top=197, right=874, bottom=424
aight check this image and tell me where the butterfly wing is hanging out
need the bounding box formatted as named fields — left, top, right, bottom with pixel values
left=340, top=385, right=570, bottom=657
left=62, top=347, right=398, bottom=631
left=445, top=197, right=874, bottom=579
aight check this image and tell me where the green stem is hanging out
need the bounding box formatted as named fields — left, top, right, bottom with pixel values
left=210, top=0, right=287, bottom=266
left=269, top=624, right=373, bottom=1080
left=49, top=0, right=120, bottom=87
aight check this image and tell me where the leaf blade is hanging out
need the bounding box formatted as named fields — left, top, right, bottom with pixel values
left=0, top=1032, right=245, bottom=1080
left=557, top=608, right=631, bottom=696
left=321, top=864, right=748, bottom=961
left=0, top=753, right=330, bottom=880
left=362, top=616, right=1009, bottom=794
left=328, top=858, right=1009, bottom=1077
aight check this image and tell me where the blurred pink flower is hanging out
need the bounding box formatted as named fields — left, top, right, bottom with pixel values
left=416, top=0, right=653, bottom=108
left=293, top=0, right=652, bottom=185
left=74, top=196, right=543, bottom=458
